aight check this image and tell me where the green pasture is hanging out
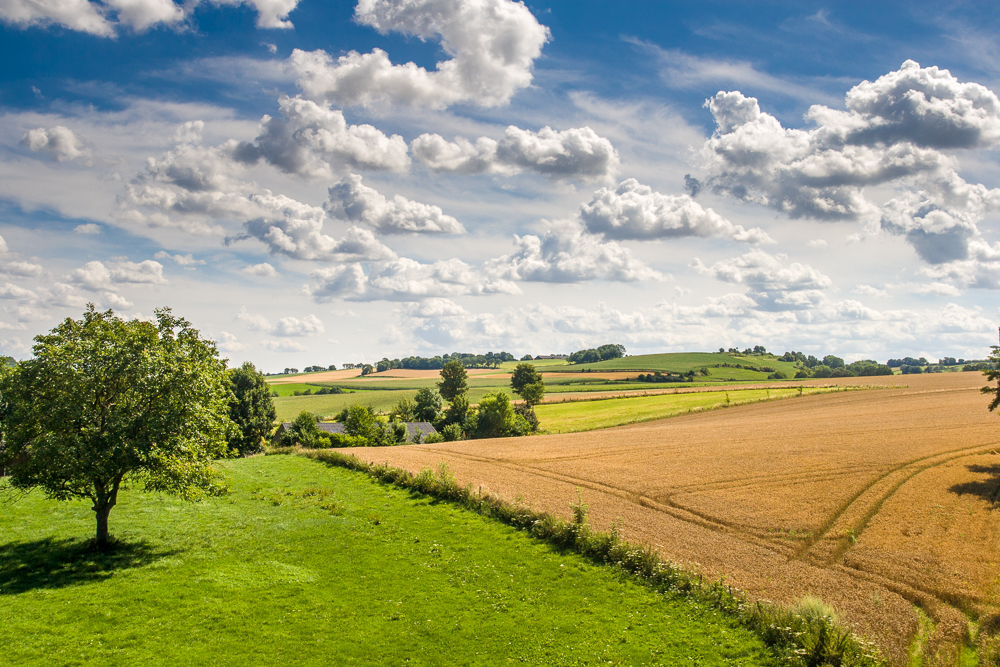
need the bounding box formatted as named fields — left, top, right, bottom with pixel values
left=274, top=386, right=513, bottom=421
left=562, top=352, right=801, bottom=377
left=536, top=386, right=847, bottom=434
left=268, top=383, right=363, bottom=397
left=0, top=456, right=774, bottom=667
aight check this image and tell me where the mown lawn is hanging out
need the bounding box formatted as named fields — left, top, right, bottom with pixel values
left=0, top=456, right=775, bottom=666
left=536, top=387, right=846, bottom=433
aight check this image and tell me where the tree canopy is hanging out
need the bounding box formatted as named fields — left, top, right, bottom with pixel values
left=510, top=363, right=545, bottom=407
left=983, top=339, right=1000, bottom=413
left=227, top=361, right=276, bottom=456
left=438, top=360, right=469, bottom=402
left=0, top=306, right=231, bottom=546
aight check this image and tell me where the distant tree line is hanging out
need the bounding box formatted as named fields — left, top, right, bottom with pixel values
left=374, top=351, right=515, bottom=372
left=720, top=345, right=770, bottom=356
left=637, top=370, right=704, bottom=383
left=567, top=344, right=626, bottom=364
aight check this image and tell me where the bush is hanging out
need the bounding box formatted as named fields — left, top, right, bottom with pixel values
left=811, top=365, right=833, bottom=378
left=328, top=432, right=368, bottom=447
left=414, top=387, right=444, bottom=422
left=767, top=371, right=787, bottom=380
left=469, top=392, right=531, bottom=439
left=794, top=369, right=810, bottom=378
left=514, top=403, right=539, bottom=432
left=440, top=423, right=463, bottom=441
left=831, top=367, right=857, bottom=377
left=390, top=397, right=416, bottom=421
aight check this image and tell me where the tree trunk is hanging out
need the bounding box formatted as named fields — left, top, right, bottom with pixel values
left=93, top=475, right=122, bottom=548
left=95, top=504, right=112, bottom=547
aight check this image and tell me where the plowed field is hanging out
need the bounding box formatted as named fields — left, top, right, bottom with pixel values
left=341, top=372, right=1000, bottom=666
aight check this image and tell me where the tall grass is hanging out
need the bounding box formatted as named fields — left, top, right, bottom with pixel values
left=285, top=447, right=884, bottom=667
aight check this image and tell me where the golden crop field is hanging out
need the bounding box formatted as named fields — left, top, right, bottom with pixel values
left=342, top=372, right=1000, bottom=666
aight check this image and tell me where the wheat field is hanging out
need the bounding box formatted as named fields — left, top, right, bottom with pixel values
left=341, top=372, right=1000, bottom=666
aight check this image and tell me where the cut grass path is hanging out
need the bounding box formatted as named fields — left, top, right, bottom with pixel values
left=536, top=386, right=854, bottom=433
left=0, top=456, right=775, bottom=666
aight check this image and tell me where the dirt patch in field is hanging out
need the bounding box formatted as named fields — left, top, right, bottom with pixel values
left=342, top=372, right=999, bottom=666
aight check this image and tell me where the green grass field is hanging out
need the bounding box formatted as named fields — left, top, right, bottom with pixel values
left=273, top=386, right=517, bottom=421
left=0, top=456, right=775, bottom=666
left=536, top=387, right=845, bottom=433
left=563, top=352, right=801, bottom=378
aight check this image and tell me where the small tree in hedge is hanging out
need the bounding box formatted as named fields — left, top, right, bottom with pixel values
left=983, top=335, right=1000, bottom=413
left=227, top=361, right=276, bottom=456
left=414, top=387, right=443, bottom=422
left=438, top=360, right=468, bottom=402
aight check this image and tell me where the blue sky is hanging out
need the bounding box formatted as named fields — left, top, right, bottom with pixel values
left=1, top=0, right=999, bottom=370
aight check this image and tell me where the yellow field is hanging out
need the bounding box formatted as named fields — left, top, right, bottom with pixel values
left=341, top=372, right=1000, bottom=666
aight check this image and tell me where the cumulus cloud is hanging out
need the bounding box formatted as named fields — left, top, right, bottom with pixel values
left=233, top=95, right=410, bottom=178
left=920, top=239, right=1000, bottom=289
left=0, top=0, right=301, bottom=35
left=305, top=258, right=519, bottom=302
left=694, top=250, right=832, bottom=311
left=104, top=292, right=134, bottom=309
left=0, top=282, right=38, bottom=301
left=236, top=308, right=324, bottom=336
left=74, top=223, right=101, bottom=234
left=411, top=125, right=618, bottom=180
left=242, top=262, right=278, bottom=277
left=698, top=61, right=1000, bottom=275
left=21, top=126, right=91, bottom=162
left=261, top=339, right=306, bottom=352
left=71, top=259, right=166, bottom=291
left=1, top=260, right=44, bottom=277
left=580, top=178, right=772, bottom=243
left=215, top=331, right=251, bottom=353
left=154, top=251, right=204, bottom=265
left=483, top=221, right=665, bottom=284
left=289, top=0, right=550, bottom=109
left=240, top=216, right=397, bottom=262
left=324, top=174, right=465, bottom=234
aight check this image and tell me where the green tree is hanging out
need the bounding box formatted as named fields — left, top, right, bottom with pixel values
left=510, top=362, right=545, bottom=407
left=982, top=339, right=1000, bottom=412
left=413, top=387, right=443, bottom=422
left=0, top=306, right=231, bottom=547
left=469, top=392, right=530, bottom=439
left=438, top=360, right=468, bottom=402
left=443, top=394, right=470, bottom=427
left=285, top=410, right=324, bottom=448
left=227, top=361, right=276, bottom=456
left=390, top=397, right=416, bottom=421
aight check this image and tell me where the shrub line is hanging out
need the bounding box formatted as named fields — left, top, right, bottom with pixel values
left=279, top=447, right=884, bottom=667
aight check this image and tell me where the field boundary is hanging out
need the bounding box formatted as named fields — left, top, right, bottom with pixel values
left=276, top=447, right=884, bottom=667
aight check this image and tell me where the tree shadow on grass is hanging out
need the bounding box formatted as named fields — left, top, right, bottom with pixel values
left=0, top=537, right=176, bottom=595
left=949, top=464, right=1000, bottom=507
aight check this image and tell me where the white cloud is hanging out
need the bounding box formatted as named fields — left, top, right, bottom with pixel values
left=154, top=251, right=204, bottom=265
left=240, top=216, right=397, bottom=262
left=71, top=259, right=166, bottom=291
left=325, top=174, right=465, bottom=234
left=233, top=95, right=410, bottom=178
left=580, top=178, right=772, bottom=243
left=289, top=0, right=550, bottom=109
left=0, top=0, right=301, bottom=35
left=697, top=61, right=1000, bottom=273
left=261, top=339, right=306, bottom=352
left=0, top=282, right=38, bottom=301
left=1, top=260, right=44, bottom=277
left=484, top=221, right=665, bottom=284
left=74, top=223, right=101, bottom=234
left=272, top=314, right=324, bottom=337
left=236, top=307, right=324, bottom=336
left=694, top=250, right=832, bottom=312
left=403, top=297, right=466, bottom=318
left=0, top=0, right=113, bottom=36
left=412, top=125, right=619, bottom=180
left=216, top=330, right=251, bottom=353
left=853, top=284, right=887, bottom=297
left=242, top=262, right=278, bottom=277
left=807, top=239, right=828, bottom=248
left=0, top=235, right=7, bottom=254
left=305, top=257, right=520, bottom=303
left=21, top=126, right=91, bottom=162
left=104, top=291, right=134, bottom=309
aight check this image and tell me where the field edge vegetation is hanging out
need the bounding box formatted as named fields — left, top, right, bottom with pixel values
left=277, top=447, right=886, bottom=667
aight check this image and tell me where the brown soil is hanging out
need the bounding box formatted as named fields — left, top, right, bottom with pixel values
left=341, top=371, right=1000, bottom=666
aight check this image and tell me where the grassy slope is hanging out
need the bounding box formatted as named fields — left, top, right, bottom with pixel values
left=536, top=387, right=844, bottom=433
left=0, top=456, right=774, bottom=667
left=564, top=353, right=801, bottom=377
left=273, top=386, right=508, bottom=421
